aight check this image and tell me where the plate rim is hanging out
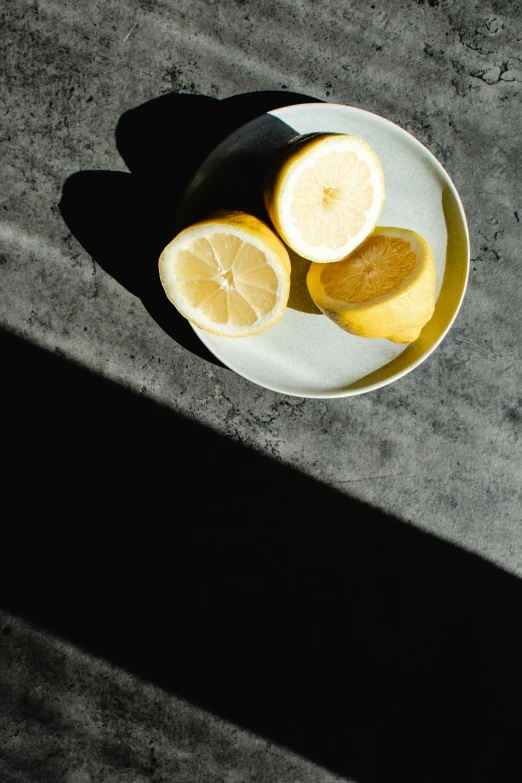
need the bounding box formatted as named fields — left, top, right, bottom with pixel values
left=185, top=101, right=471, bottom=398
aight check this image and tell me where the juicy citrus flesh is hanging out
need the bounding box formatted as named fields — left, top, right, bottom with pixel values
left=321, top=235, right=418, bottom=302
left=290, top=150, right=374, bottom=249
left=307, top=227, right=436, bottom=343
left=159, top=212, right=291, bottom=337
left=175, top=235, right=279, bottom=327
left=265, top=133, right=385, bottom=263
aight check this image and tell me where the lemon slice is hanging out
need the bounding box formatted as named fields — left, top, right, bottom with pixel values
left=264, top=133, right=385, bottom=263
left=159, top=211, right=291, bottom=337
left=306, top=227, right=436, bottom=343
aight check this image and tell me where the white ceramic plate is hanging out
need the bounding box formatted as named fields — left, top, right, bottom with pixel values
left=175, top=103, right=470, bottom=398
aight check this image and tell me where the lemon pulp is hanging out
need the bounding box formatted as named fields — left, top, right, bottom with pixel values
left=265, top=133, right=385, bottom=263
left=307, top=227, right=436, bottom=343
left=159, top=211, right=291, bottom=338
left=174, top=235, right=279, bottom=327
left=291, top=150, right=374, bottom=249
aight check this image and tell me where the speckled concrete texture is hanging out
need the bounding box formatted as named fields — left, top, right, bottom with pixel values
left=2, top=0, right=520, bottom=572
left=0, top=612, right=344, bottom=783
left=1, top=0, right=521, bottom=781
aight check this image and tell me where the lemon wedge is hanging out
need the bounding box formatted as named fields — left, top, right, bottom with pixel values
left=264, top=133, right=385, bottom=263
left=306, top=227, right=436, bottom=343
left=159, top=211, right=291, bottom=337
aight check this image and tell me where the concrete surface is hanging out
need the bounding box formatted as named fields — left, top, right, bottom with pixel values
left=1, top=0, right=521, bottom=781
left=0, top=613, right=346, bottom=783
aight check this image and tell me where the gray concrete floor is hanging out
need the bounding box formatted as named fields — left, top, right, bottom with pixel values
left=1, top=1, right=521, bottom=782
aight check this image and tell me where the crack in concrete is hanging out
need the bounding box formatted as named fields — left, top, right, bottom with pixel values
left=470, top=61, right=510, bottom=85
left=90, top=257, right=99, bottom=298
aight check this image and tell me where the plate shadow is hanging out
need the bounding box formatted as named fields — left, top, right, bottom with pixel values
left=59, top=91, right=324, bottom=365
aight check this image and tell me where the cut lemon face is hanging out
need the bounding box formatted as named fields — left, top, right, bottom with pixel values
left=159, top=211, right=291, bottom=337
left=264, top=133, right=385, bottom=263
left=306, top=227, right=436, bottom=343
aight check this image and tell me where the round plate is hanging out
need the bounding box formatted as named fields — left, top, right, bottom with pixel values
left=175, top=103, right=470, bottom=398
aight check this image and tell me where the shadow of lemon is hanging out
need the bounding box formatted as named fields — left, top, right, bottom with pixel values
left=286, top=248, right=322, bottom=315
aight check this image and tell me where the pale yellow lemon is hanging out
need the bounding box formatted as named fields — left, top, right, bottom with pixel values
left=264, top=133, right=385, bottom=263
left=159, top=211, right=291, bottom=337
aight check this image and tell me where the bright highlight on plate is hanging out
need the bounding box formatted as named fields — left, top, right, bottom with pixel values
left=159, top=211, right=291, bottom=338
left=264, top=132, right=385, bottom=263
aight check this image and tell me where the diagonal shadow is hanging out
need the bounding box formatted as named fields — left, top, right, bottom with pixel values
left=59, top=90, right=323, bottom=366
left=1, top=327, right=521, bottom=783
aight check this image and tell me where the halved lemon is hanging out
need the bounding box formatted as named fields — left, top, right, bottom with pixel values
left=159, top=211, right=291, bottom=337
left=264, top=133, right=385, bottom=263
left=306, top=227, right=436, bottom=343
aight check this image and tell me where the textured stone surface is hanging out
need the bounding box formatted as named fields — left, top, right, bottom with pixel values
left=2, top=0, right=520, bottom=573
left=0, top=612, right=344, bottom=783
left=1, top=0, right=521, bottom=781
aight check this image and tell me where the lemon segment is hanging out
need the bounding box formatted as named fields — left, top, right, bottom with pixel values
left=264, top=133, right=385, bottom=263
left=159, top=211, right=291, bottom=337
left=306, top=227, right=436, bottom=343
